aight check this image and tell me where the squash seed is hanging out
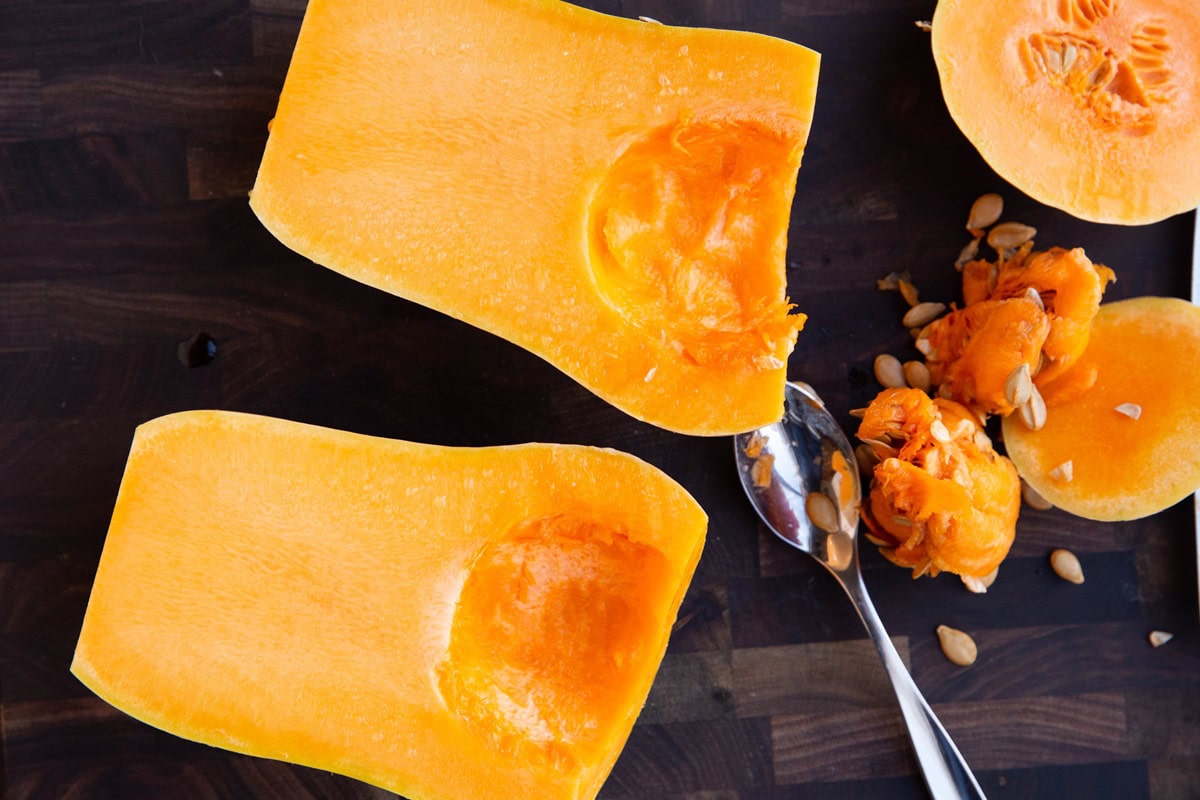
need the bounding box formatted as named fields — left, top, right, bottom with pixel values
left=855, top=443, right=879, bottom=475
left=1115, top=402, right=1143, bottom=420
left=1018, top=383, right=1047, bottom=430
left=987, top=222, right=1037, bottom=251
left=1023, top=286, right=1045, bottom=312
left=954, top=238, right=980, bottom=270
left=1050, top=548, right=1084, bottom=584
left=1149, top=630, right=1174, bottom=648
left=899, top=278, right=920, bottom=307
left=966, top=193, right=1004, bottom=231
left=936, top=625, right=978, bottom=666
left=805, top=492, right=840, bottom=534
left=1021, top=479, right=1054, bottom=510
left=903, top=360, right=932, bottom=392
left=902, top=302, right=946, bottom=329
left=1005, top=363, right=1034, bottom=408
left=874, top=354, right=907, bottom=388
left=914, top=19, right=932, bottom=32
left=961, top=566, right=998, bottom=594
left=930, top=418, right=952, bottom=443
left=638, top=15, right=663, bottom=24
left=1048, top=460, right=1074, bottom=483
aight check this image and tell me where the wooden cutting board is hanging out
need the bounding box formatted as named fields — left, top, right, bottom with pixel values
left=2, top=1, right=1197, bottom=798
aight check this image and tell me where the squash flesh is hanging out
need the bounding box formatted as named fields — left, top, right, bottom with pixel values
left=250, top=0, right=820, bottom=435
left=71, top=411, right=707, bottom=800
left=1002, top=297, right=1200, bottom=521
left=932, top=0, right=1200, bottom=224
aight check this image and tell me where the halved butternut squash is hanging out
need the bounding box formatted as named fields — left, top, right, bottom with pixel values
left=249, top=0, right=820, bottom=435
left=931, top=0, right=1200, bottom=224
left=1003, top=297, right=1200, bottom=521
left=71, top=411, right=707, bottom=800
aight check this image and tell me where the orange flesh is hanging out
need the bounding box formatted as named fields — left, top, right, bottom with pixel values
left=930, top=246, right=1113, bottom=414
left=858, top=389, right=1020, bottom=577
left=932, top=0, right=1200, bottom=224
left=71, top=411, right=707, bottom=800
left=1003, top=297, right=1200, bottom=521
left=249, top=0, right=819, bottom=435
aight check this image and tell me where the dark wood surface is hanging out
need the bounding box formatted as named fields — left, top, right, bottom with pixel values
left=3, top=1, right=1199, bottom=798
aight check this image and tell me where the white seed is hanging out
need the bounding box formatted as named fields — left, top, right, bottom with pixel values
left=961, top=566, right=998, bottom=594
left=806, top=492, right=840, bottom=534
left=930, top=419, right=952, bottom=443
left=937, top=625, right=978, bottom=666
left=1023, top=286, right=1046, bottom=311
left=1049, top=460, right=1074, bottom=483
left=1149, top=630, right=1174, bottom=648
left=967, top=193, right=1004, bottom=231
left=1018, top=383, right=1047, bottom=430
left=974, top=428, right=993, bottom=451
left=914, top=19, right=933, bottom=32
left=915, top=338, right=934, bottom=357
left=902, top=302, right=947, bottom=329
left=1063, top=43, right=1078, bottom=70
left=903, top=360, right=932, bottom=392
left=874, top=354, right=907, bottom=388
left=987, top=222, right=1037, bottom=251
left=1115, top=402, right=1143, bottom=420
left=1005, top=363, right=1034, bottom=408
left=955, top=238, right=980, bottom=270
left=1050, top=548, right=1084, bottom=584
left=890, top=515, right=914, bottom=527
left=638, top=15, right=663, bottom=24
left=1021, top=479, right=1054, bottom=510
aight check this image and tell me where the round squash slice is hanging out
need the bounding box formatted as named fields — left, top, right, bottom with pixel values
left=931, top=0, right=1200, bottom=224
left=1003, top=297, right=1200, bottom=521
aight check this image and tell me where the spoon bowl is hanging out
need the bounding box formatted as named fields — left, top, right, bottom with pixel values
left=734, top=381, right=987, bottom=800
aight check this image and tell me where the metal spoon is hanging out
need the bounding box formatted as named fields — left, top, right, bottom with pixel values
left=734, top=381, right=987, bottom=800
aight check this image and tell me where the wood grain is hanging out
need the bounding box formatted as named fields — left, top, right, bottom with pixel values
left=2, top=0, right=1198, bottom=798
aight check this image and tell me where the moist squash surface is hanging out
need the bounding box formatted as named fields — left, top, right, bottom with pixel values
left=1002, top=297, right=1200, bottom=521
left=931, top=0, right=1200, bottom=224
left=71, top=411, right=707, bottom=800
left=249, top=0, right=820, bottom=435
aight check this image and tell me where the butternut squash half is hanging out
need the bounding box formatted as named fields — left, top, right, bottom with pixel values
left=249, top=0, right=820, bottom=435
left=71, top=411, right=707, bottom=800
left=1003, top=297, right=1200, bottom=521
left=931, top=0, right=1200, bottom=224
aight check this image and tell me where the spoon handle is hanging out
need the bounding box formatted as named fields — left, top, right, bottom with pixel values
left=837, top=569, right=988, bottom=800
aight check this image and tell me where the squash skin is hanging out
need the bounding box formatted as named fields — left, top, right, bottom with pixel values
left=249, top=0, right=820, bottom=435
left=1002, top=297, right=1200, bottom=521
left=931, top=0, right=1200, bottom=225
left=71, top=411, right=707, bottom=800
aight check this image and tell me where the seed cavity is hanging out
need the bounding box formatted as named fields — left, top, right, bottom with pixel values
left=1050, top=548, right=1084, bottom=584
left=936, top=624, right=978, bottom=666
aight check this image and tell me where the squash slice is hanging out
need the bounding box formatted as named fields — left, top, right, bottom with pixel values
left=250, top=0, right=820, bottom=435
left=1003, top=297, right=1200, bottom=521
left=932, top=0, right=1200, bottom=224
left=72, top=411, right=707, bottom=800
